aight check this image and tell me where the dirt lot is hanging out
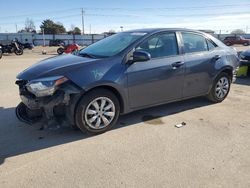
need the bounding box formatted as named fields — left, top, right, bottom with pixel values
left=0, top=46, right=250, bottom=188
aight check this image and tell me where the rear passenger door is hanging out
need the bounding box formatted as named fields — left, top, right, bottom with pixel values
left=181, top=32, right=219, bottom=98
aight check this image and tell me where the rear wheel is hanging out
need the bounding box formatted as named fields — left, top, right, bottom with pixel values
left=57, top=47, right=64, bottom=55
left=75, top=89, right=120, bottom=134
left=225, top=42, right=231, bottom=46
left=207, top=72, right=231, bottom=102
left=243, top=42, right=249, bottom=46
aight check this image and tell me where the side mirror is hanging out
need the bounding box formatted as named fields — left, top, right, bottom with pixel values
left=133, top=50, right=151, bottom=62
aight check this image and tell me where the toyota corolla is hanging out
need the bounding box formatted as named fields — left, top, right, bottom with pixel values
left=16, top=28, right=239, bottom=134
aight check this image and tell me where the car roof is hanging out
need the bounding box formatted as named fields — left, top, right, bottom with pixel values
left=125, top=28, right=205, bottom=34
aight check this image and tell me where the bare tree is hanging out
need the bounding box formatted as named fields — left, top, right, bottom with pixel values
left=70, top=24, right=76, bottom=31
left=24, top=18, right=36, bottom=33
left=231, top=29, right=246, bottom=35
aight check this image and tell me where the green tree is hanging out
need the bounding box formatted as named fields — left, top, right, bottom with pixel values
left=68, top=25, right=81, bottom=35
left=73, top=27, right=81, bottom=35
left=40, top=19, right=66, bottom=34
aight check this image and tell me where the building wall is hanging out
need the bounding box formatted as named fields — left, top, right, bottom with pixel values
left=1, top=32, right=250, bottom=46
left=0, top=33, right=106, bottom=46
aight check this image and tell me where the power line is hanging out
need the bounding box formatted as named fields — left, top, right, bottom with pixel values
left=0, top=14, right=81, bottom=25
left=1, top=10, right=250, bottom=25
left=3, top=9, right=250, bottom=24
left=0, top=3, right=249, bottom=19
left=0, top=8, right=79, bottom=19
left=158, top=11, right=250, bottom=17
left=81, top=3, right=250, bottom=11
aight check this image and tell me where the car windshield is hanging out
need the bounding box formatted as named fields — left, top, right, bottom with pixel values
left=78, top=32, right=146, bottom=58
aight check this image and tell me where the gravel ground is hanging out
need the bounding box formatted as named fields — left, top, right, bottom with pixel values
left=0, top=46, right=250, bottom=188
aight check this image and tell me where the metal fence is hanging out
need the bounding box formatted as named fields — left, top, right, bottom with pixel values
left=1, top=32, right=250, bottom=46
left=0, top=33, right=106, bottom=46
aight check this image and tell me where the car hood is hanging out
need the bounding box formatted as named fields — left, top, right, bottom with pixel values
left=17, top=54, right=98, bottom=80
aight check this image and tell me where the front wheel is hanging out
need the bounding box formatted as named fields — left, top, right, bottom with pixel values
left=14, top=49, right=23, bottom=55
left=0, top=50, right=2, bottom=59
left=207, top=72, right=231, bottom=103
left=57, top=47, right=64, bottom=55
left=75, top=89, right=120, bottom=134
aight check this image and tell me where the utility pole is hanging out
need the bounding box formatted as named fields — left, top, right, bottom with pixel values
left=81, top=8, right=85, bottom=35
left=89, top=24, right=91, bottom=34
left=15, top=24, right=18, bottom=33
left=42, top=28, right=45, bottom=47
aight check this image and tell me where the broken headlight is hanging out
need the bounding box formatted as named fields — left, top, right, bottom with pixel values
left=26, top=76, right=68, bottom=97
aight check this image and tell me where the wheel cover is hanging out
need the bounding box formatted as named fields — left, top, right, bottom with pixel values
left=84, top=97, right=115, bottom=129
left=215, top=77, right=229, bottom=99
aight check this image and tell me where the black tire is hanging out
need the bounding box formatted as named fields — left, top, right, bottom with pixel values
left=207, top=72, right=231, bottom=103
left=0, top=50, right=2, bottom=59
left=57, top=47, right=64, bottom=55
left=75, top=88, right=120, bottom=134
left=243, top=42, right=249, bottom=46
left=14, top=49, right=23, bottom=55
left=225, top=42, right=231, bottom=46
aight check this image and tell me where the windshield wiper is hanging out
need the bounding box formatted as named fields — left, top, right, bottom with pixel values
left=78, top=53, right=97, bottom=58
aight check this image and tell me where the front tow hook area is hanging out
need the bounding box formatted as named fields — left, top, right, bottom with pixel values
left=15, top=102, right=42, bottom=125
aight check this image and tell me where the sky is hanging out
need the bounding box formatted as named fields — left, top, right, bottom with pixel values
left=0, top=0, right=249, bottom=34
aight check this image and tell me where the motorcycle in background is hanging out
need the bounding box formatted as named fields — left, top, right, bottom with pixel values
left=17, top=41, right=34, bottom=50
left=57, top=43, right=80, bottom=55
left=0, top=40, right=24, bottom=55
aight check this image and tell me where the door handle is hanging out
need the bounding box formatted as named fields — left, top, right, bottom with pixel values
left=172, top=61, right=185, bottom=69
left=213, top=55, right=221, bottom=60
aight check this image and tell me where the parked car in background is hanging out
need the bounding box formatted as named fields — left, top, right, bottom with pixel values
left=49, top=39, right=65, bottom=46
left=240, top=49, right=250, bottom=62
left=16, top=28, right=239, bottom=134
left=223, top=36, right=250, bottom=46
left=17, top=42, right=34, bottom=50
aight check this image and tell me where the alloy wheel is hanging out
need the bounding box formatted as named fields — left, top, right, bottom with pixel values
left=84, top=97, right=116, bottom=129
left=215, top=77, right=229, bottom=99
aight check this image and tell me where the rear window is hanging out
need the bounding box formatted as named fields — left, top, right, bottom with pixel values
left=182, top=32, right=208, bottom=53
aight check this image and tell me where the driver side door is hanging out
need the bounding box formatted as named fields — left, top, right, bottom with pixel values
left=126, top=32, right=185, bottom=109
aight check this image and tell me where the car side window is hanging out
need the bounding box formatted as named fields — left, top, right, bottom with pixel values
left=207, top=39, right=217, bottom=50
left=182, top=32, right=208, bottom=53
left=136, top=32, right=178, bottom=58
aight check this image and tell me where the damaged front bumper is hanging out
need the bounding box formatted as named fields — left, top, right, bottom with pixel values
left=15, top=80, right=82, bottom=126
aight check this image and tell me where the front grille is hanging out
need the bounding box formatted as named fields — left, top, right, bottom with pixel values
left=16, top=80, right=35, bottom=98
left=15, top=79, right=27, bottom=87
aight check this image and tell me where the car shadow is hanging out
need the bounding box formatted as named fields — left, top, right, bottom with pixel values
left=116, top=97, right=212, bottom=129
left=0, top=97, right=212, bottom=166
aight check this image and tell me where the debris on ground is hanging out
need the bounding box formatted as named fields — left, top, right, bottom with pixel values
left=175, top=122, right=187, bottom=128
